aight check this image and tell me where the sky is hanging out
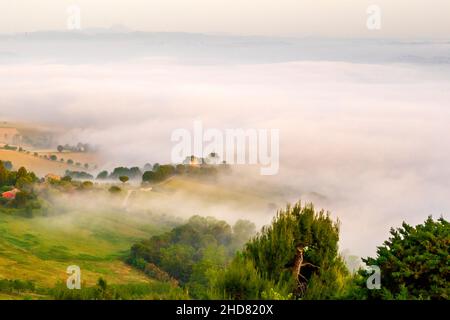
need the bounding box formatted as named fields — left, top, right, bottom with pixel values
left=1, top=0, right=450, bottom=38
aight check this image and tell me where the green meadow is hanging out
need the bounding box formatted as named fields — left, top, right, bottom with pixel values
left=0, top=206, right=177, bottom=299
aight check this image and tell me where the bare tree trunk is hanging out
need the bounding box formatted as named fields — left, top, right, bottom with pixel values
left=293, top=246, right=304, bottom=282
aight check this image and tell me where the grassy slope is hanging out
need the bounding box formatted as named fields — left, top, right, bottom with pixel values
left=0, top=210, right=164, bottom=291
left=0, top=175, right=285, bottom=299
left=0, top=149, right=76, bottom=176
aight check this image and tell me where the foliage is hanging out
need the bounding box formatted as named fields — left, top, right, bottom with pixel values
left=108, top=185, right=122, bottom=194
left=128, top=216, right=255, bottom=298
left=65, top=170, right=94, bottom=180
left=0, top=160, right=13, bottom=170
left=96, top=170, right=109, bottom=180
left=0, top=279, right=35, bottom=294
left=348, top=216, right=449, bottom=300
left=143, top=163, right=152, bottom=171
left=0, top=162, right=37, bottom=188
left=2, top=144, right=18, bottom=151
left=109, top=167, right=142, bottom=180
left=141, top=163, right=220, bottom=184
left=119, top=176, right=129, bottom=184
left=215, top=202, right=349, bottom=300
left=142, top=164, right=175, bottom=183
left=80, top=181, right=94, bottom=190
left=58, top=142, right=92, bottom=153
left=49, top=278, right=188, bottom=300
left=211, top=254, right=285, bottom=300
left=0, top=162, right=39, bottom=214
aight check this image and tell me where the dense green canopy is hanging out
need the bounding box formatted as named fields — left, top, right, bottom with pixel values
left=215, top=202, right=349, bottom=299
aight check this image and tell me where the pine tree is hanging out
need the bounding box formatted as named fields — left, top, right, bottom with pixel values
left=216, top=202, right=349, bottom=299
left=358, top=216, right=449, bottom=300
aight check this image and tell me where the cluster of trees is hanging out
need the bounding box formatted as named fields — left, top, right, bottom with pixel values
left=96, top=167, right=142, bottom=181
left=127, top=201, right=448, bottom=300
left=141, top=162, right=225, bottom=183
left=64, top=170, right=94, bottom=180
left=89, top=158, right=227, bottom=185
left=128, top=216, right=256, bottom=299
left=0, top=161, right=40, bottom=213
left=45, top=175, right=96, bottom=193
left=142, top=164, right=175, bottom=183
left=0, top=279, right=35, bottom=295
left=57, top=143, right=93, bottom=153
left=0, top=161, right=38, bottom=191
left=1, top=144, right=18, bottom=151
left=211, top=202, right=449, bottom=300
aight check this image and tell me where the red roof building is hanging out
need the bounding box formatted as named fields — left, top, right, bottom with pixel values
left=1, top=188, right=19, bottom=199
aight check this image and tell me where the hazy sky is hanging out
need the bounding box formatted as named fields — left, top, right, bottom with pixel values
left=1, top=0, right=450, bottom=37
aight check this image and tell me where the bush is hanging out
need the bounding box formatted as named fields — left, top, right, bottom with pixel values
left=212, top=254, right=282, bottom=300
left=108, top=186, right=122, bottom=194
left=80, top=181, right=94, bottom=189
left=119, top=176, right=129, bottom=184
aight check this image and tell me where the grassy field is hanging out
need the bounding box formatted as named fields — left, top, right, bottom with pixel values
left=0, top=149, right=92, bottom=176
left=0, top=207, right=174, bottom=298
left=0, top=174, right=285, bottom=299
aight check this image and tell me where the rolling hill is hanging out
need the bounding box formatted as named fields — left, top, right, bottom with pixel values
left=0, top=149, right=96, bottom=177
left=0, top=205, right=178, bottom=299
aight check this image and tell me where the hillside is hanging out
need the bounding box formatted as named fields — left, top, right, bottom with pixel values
left=0, top=206, right=178, bottom=299
left=0, top=149, right=95, bottom=177
left=0, top=160, right=290, bottom=300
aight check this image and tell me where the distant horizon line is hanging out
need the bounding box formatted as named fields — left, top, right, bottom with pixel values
left=1, top=28, right=449, bottom=42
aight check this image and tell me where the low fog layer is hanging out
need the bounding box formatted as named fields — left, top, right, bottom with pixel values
left=1, top=34, right=449, bottom=257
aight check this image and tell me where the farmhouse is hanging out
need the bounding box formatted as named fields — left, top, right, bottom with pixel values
left=1, top=188, right=20, bottom=200
left=45, top=173, right=61, bottom=182
left=183, top=155, right=202, bottom=167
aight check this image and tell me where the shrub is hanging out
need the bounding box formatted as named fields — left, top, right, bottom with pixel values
left=108, top=186, right=122, bottom=194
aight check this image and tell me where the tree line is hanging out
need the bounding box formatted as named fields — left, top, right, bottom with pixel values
left=128, top=202, right=449, bottom=300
